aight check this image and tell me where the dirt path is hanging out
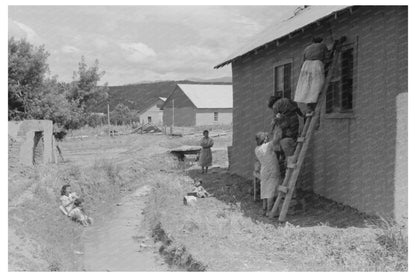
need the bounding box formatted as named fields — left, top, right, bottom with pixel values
left=62, top=134, right=173, bottom=271
left=82, top=184, right=168, bottom=271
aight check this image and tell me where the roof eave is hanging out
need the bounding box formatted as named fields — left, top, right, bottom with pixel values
left=214, top=6, right=352, bottom=69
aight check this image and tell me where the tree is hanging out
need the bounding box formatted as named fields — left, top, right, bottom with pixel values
left=86, top=113, right=106, bottom=128
left=8, top=39, right=109, bottom=130
left=67, top=56, right=109, bottom=112
left=110, top=103, right=131, bottom=125
left=129, top=109, right=141, bottom=124
left=28, top=77, right=85, bottom=129
left=8, top=37, right=49, bottom=119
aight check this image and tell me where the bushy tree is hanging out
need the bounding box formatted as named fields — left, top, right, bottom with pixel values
left=8, top=37, right=49, bottom=119
left=86, top=113, right=106, bottom=128
left=8, top=38, right=109, bottom=130
left=129, top=109, right=141, bottom=124
left=110, top=103, right=131, bottom=125
left=29, top=77, right=69, bottom=122
left=67, top=56, right=109, bottom=112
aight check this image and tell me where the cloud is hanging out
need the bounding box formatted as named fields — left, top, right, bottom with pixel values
left=10, top=20, right=41, bottom=43
left=92, top=37, right=110, bottom=50
left=8, top=6, right=296, bottom=85
left=61, top=45, right=80, bottom=54
left=119, top=42, right=157, bottom=63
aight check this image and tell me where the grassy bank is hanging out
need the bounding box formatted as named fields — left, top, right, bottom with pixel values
left=8, top=141, right=138, bottom=271
left=147, top=165, right=408, bottom=271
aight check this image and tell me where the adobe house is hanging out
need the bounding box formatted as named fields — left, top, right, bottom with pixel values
left=138, top=97, right=166, bottom=125
left=162, top=84, right=233, bottom=127
left=8, top=120, right=57, bottom=166
left=215, top=6, right=407, bottom=222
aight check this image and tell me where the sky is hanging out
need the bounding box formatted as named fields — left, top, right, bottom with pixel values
left=8, top=5, right=298, bottom=86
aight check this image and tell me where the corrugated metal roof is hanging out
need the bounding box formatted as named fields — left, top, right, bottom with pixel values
left=214, top=5, right=350, bottom=68
left=178, top=84, right=233, bottom=109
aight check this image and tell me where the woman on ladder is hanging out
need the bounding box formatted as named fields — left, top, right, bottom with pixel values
left=294, top=36, right=329, bottom=116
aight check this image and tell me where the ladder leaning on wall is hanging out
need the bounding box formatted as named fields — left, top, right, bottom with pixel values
left=269, top=36, right=347, bottom=222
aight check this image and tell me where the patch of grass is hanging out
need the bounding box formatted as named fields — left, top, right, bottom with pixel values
left=67, top=125, right=133, bottom=137
left=146, top=161, right=408, bottom=271
left=372, top=217, right=408, bottom=271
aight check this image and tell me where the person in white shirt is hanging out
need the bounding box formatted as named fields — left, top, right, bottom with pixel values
left=254, top=131, right=282, bottom=216
left=59, top=184, right=78, bottom=216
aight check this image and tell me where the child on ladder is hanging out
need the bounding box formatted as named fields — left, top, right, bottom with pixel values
left=268, top=94, right=302, bottom=174
left=294, top=36, right=329, bottom=116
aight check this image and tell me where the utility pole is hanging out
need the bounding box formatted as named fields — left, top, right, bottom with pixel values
left=172, top=99, right=175, bottom=134
left=107, top=103, right=111, bottom=136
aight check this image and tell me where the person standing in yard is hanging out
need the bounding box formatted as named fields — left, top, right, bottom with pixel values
left=254, top=131, right=281, bottom=216
left=199, top=130, right=214, bottom=174
left=294, top=37, right=329, bottom=116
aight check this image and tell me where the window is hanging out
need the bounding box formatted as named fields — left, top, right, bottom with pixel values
left=274, top=62, right=292, bottom=98
left=214, top=112, right=218, bottom=121
left=147, top=116, right=152, bottom=123
left=326, top=47, right=354, bottom=113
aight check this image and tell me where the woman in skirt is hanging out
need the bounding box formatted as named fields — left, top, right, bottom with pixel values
left=294, top=37, right=329, bottom=115
left=254, top=131, right=281, bottom=216
left=199, top=130, right=214, bottom=174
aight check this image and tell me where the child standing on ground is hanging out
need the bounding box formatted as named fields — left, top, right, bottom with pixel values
left=254, top=132, right=282, bottom=216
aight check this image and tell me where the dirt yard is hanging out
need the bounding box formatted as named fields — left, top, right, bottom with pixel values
left=8, top=126, right=407, bottom=271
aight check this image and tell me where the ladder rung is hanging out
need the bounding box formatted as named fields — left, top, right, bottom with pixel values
left=297, top=137, right=305, bottom=143
left=278, top=186, right=288, bottom=193
left=287, top=163, right=296, bottom=169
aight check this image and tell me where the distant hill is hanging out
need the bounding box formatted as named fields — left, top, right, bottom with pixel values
left=94, top=79, right=232, bottom=113
left=187, top=76, right=232, bottom=83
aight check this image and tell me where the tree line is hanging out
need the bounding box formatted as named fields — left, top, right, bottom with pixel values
left=8, top=37, right=143, bottom=130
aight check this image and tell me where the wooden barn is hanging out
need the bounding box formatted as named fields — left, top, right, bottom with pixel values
left=162, top=84, right=233, bottom=127
left=215, top=6, right=407, bottom=222
left=138, top=97, right=166, bottom=125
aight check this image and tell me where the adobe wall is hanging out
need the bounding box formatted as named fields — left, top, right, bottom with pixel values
left=8, top=120, right=57, bottom=166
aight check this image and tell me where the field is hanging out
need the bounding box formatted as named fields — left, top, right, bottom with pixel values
left=8, top=125, right=407, bottom=271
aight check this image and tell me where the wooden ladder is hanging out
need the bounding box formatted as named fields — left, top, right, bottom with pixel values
left=269, top=36, right=346, bottom=222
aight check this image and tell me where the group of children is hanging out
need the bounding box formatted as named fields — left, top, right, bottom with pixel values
left=255, top=37, right=330, bottom=217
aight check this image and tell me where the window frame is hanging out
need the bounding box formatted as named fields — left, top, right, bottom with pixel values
left=273, top=58, right=293, bottom=99
left=213, top=112, right=218, bottom=122
left=324, top=39, right=357, bottom=118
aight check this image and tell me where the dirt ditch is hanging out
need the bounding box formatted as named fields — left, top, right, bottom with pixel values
left=151, top=222, right=207, bottom=271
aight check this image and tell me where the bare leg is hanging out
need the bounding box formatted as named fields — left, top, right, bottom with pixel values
left=262, top=199, right=267, bottom=215
left=266, top=198, right=275, bottom=216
